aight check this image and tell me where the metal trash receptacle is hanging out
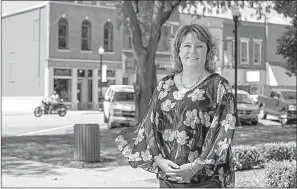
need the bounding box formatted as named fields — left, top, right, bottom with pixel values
left=73, top=124, right=100, bottom=162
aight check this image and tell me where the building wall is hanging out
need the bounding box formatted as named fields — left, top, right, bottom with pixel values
left=2, top=6, right=47, bottom=97
left=220, top=20, right=267, bottom=93
left=48, top=1, right=122, bottom=62
left=46, top=2, right=123, bottom=110
left=266, top=23, right=287, bottom=63
left=2, top=5, right=48, bottom=112
left=223, top=20, right=266, bottom=70
left=222, top=69, right=266, bottom=86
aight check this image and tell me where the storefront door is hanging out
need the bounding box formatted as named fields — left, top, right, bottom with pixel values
left=77, top=79, right=88, bottom=110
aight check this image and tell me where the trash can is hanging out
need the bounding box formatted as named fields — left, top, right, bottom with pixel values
left=73, top=124, right=100, bottom=162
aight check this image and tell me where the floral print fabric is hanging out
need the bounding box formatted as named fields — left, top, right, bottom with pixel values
left=115, top=73, right=236, bottom=187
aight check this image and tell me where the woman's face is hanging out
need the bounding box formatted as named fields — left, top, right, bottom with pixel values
left=178, top=32, right=208, bottom=69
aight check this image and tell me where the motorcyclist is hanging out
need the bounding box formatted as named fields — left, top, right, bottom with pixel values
left=49, top=91, right=60, bottom=113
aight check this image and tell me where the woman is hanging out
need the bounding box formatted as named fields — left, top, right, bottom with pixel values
left=115, top=24, right=236, bottom=188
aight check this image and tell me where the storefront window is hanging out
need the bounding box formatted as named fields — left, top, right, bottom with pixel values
left=107, top=70, right=115, bottom=77
left=54, top=79, right=72, bottom=102
left=123, top=77, right=128, bottom=85
left=87, top=70, right=93, bottom=77
left=78, top=69, right=85, bottom=77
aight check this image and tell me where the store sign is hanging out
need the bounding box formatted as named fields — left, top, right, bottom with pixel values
left=246, top=71, right=260, bottom=82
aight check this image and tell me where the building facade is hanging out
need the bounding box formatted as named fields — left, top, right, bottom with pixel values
left=222, top=19, right=267, bottom=95
left=3, top=2, right=294, bottom=112
left=2, top=1, right=179, bottom=112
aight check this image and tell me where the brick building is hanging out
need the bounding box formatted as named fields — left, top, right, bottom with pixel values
left=2, top=1, right=294, bottom=112
left=2, top=1, right=179, bottom=111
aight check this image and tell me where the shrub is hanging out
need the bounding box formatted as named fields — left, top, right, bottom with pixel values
left=256, top=141, right=296, bottom=162
left=265, top=160, right=297, bottom=188
left=232, top=145, right=264, bottom=171
left=232, top=142, right=296, bottom=171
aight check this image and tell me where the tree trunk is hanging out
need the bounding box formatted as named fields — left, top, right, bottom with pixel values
left=134, top=48, right=157, bottom=123
left=124, top=1, right=164, bottom=123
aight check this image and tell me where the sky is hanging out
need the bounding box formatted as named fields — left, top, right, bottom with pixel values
left=1, top=1, right=292, bottom=25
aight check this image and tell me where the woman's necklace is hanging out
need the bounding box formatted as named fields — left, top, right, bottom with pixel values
left=180, top=71, right=205, bottom=90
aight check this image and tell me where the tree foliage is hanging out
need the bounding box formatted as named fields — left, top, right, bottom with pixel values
left=274, top=1, right=297, bottom=76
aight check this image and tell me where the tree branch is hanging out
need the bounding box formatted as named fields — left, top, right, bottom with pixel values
left=147, top=0, right=164, bottom=51
left=160, top=0, right=181, bottom=25
left=123, top=1, right=144, bottom=55
left=131, top=0, right=139, bottom=14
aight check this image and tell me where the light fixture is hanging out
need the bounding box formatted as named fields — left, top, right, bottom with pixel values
left=98, top=46, right=105, bottom=110
left=231, top=4, right=241, bottom=126
left=98, top=46, right=104, bottom=55
left=231, top=5, right=241, bottom=17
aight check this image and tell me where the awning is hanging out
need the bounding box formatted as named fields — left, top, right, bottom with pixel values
left=268, top=62, right=296, bottom=86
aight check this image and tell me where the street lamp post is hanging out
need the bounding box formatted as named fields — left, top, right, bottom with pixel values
left=231, top=5, right=240, bottom=113
left=98, top=46, right=104, bottom=109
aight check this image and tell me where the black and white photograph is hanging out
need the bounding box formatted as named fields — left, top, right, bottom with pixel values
left=1, top=0, right=296, bottom=188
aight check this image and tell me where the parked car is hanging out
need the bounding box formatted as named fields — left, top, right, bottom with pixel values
left=257, top=88, right=296, bottom=125
left=233, top=89, right=259, bottom=125
left=103, top=85, right=135, bottom=129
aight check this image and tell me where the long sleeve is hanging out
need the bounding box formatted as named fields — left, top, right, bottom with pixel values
left=115, top=81, right=162, bottom=173
left=191, top=78, right=236, bottom=187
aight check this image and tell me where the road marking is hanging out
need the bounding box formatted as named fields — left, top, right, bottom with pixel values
left=17, top=124, right=74, bottom=136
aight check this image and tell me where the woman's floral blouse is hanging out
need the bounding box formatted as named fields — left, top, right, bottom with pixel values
left=115, top=73, right=236, bottom=187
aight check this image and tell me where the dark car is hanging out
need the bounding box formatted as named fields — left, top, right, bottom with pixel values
left=233, top=89, right=259, bottom=125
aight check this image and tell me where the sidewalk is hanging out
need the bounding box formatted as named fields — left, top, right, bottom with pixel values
left=2, top=156, right=159, bottom=187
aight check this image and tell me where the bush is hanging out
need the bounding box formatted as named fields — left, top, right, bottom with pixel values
left=232, top=142, right=296, bottom=171
left=265, top=160, right=297, bottom=188
left=257, top=141, right=296, bottom=162
left=233, top=145, right=264, bottom=171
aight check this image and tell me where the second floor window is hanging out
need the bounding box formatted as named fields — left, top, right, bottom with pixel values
left=81, top=20, right=91, bottom=51
left=104, top=22, right=113, bottom=52
left=253, top=41, right=261, bottom=64
left=240, top=40, right=249, bottom=64
left=58, top=18, right=69, bottom=49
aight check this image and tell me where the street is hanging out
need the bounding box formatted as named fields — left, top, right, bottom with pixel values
left=2, top=111, right=106, bottom=136
left=2, top=111, right=284, bottom=137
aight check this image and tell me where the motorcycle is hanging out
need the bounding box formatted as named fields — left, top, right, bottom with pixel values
left=34, top=98, right=68, bottom=117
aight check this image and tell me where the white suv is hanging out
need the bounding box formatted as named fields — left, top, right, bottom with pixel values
left=103, top=85, right=135, bottom=129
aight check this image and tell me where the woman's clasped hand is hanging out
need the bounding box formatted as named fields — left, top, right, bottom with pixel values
left=154, top=156, right=196, bottom=183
